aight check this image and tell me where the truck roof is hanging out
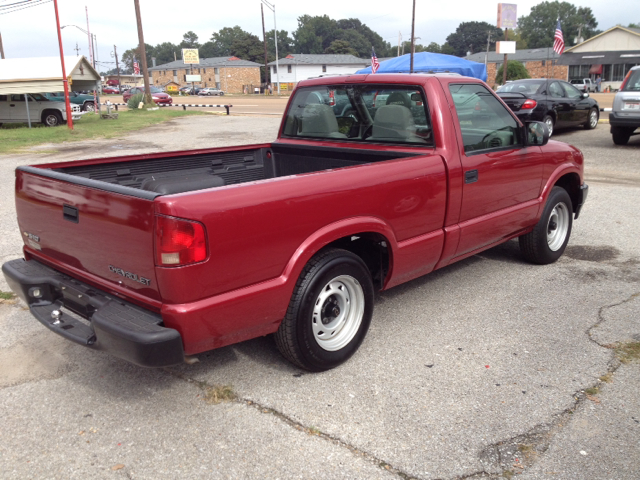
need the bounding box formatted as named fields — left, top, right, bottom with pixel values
left=297, top=72, right=477, bottom=88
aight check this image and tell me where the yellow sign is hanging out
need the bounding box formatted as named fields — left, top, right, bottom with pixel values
left=182, top=49, right=200, bottom=64
left=280, top=83, right=288, bottom=91
left=167, top=85, right=178, bottom=92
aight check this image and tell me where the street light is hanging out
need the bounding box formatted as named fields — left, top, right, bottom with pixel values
left=261, top=0, right=280, bottom=95
left=61, top=25, right=96, bottom=68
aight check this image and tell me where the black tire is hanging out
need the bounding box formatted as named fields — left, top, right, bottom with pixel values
left=519, top=186, right=573, bottom=265
left=584, top=107, right=598, bottom=130
left=82, top=101, right=95, bottom=112
left=612, top=126, right=632, bottom=145
left=42, top=110, right=63, bottom=127
left=542, top=114, right=554, bottom=137
left=275, top=248, right=374, bottom=371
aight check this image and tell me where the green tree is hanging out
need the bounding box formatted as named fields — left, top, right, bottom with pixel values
left=179, top=31, right=200, bottom=49
left=517, top=1, right=598, bottom=49
left=325, top=39, right=357, bottom=56
left=446, top=21, right=503, bottom=57
left=293, top=15, right=338, bottom=53
left=265, top=29, right=294, bottom=58
left=495, top=61, right=531, bottom=83
left=424, top=42, right=441, bottom=53
left=153, top=42, right=180, bottom=64
left=208, top=26, right=250, bottom=57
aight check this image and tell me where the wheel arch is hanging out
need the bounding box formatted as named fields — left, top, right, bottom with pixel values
left=553, top=172, right=582, bottom=215
left=281, top=217, right=397, bottom=293
left=41, top=109, right=63, bottom=124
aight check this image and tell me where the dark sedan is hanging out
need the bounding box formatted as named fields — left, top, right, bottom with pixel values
left=497, top=79, right=599, bottom=136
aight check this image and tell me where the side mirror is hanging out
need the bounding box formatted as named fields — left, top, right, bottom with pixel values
left=582, top=92, right=590, bottom=98
left=526, top=121, right=549, bottom=146
left=410, top=93, right=422, bottom=102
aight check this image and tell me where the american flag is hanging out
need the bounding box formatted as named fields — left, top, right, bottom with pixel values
left=371, top=47, right=380, bottom=74
left=133, top=58, right=140, bottom=75
left=553, top=20, right=565, bottom=55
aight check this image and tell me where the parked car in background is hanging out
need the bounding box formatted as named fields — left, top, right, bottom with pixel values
left=43, top=91, right=96, bottom=112
left=102, top=86, right=120, bottom=94
left=0, top=93, right=82, bottom=126
left=198, top=88, right=225, bottom=96
left=569, top=78, right=596, bottom=93
left=496, top=78, right=599, bottom=136
left=123, top=86, right=173, bottom=105
left=609, top=65, right=640, bottom=145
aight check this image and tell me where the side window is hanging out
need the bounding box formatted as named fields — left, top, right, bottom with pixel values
left=449, top=83, right=520, bottom=153
left=10, top=95, right=24, bottom=102
left=0, top=95, right=7, bottom=101
left=562, top=82, right=582, bottom=99
left=548, top=82, right=565, bottom=97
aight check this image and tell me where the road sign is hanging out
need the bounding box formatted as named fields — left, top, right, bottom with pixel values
left=182, top=49, right=200, bottom=64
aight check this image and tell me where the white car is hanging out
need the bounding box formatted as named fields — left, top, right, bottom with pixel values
left=198, top=88, right=225, bottom=96
left=0, top=93, right=82, bottom=127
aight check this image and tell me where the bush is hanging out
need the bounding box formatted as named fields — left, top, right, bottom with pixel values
left=127, top=93, right=144, bottom=110
left=495, top=61, right=531, bottom=84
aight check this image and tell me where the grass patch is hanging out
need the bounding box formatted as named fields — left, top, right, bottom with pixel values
left=0, top=109, right=203, bottom=155
left=0, top=290, right=16, bottom=300
left=203, top=384, right=236, bottom=404
left=615, top=342, right=640, bottom=364
left=584, top=386, right=599, bottom=396
left=599, top=372, right=613, bottom=383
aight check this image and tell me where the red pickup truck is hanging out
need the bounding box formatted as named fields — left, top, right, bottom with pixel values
left=3, top=74, right=587, bottom=371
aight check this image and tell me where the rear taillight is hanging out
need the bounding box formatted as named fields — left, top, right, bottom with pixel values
left=329, top=90, right=335, bottom=106
left=620, top=70, right=633, bottom=91
left=155, top=215, right=207, bottom=267
left=522, top=99, right=537, bottom=109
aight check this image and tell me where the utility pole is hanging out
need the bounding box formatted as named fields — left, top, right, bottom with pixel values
left=53, top=0, right=73, bottom=129
left=485, top=32, right=491, bottom=67
left=398, top=31, right=401, bottom=57
left=0, top=31, right=5, bottom=59
left=114, top=45, right=122, bottom=90
left=261, top=4, right=269, bottom=94
left=502, top=28, right=509, bottom=85
left=133, top=0, right=153, bottom=105
left=410, top=0, right=416, bottom=73
left=74, top=42, right=81, bottom=56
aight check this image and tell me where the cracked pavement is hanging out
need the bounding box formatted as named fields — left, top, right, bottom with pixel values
left=0, top=117, right=638, bottom=479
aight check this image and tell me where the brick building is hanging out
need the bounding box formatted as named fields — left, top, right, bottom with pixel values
left=466, top=47, right=568, bottom=88
left=148, top=57, right=261, bottom=94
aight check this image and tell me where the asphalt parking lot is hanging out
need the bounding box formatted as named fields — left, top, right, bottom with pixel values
left=0, top=117, right=638, bottom=479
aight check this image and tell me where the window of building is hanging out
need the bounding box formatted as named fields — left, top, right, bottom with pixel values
left=173, top=70, right=177, bottom=76
left=322, top=65, right=327, bottom=72
left=214, top=68, right=219, bottom=74
left=202, top=68, right=206, bottom=73
left=541, top=60, right=546, bottom=67
left=288, top=65, right=292, bottom=73
left=273, top=65, right=277, bottom=74
left=184, top=74, right=187, bottom=81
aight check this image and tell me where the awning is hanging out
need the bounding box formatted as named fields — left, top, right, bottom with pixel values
left=589, top=64, right=603, bottom=74
left=0, top=56, right=100, bottom=95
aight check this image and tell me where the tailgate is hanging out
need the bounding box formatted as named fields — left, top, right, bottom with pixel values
left=15, top=168, right=161, bottom=302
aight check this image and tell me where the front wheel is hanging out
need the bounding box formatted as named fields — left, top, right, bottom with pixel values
left=82, top=102, right=95, bottom=112
left=42, top=111, right=63, bottom=127
left=542, top=115, right=554, bottom=137
left=275, top=248, right=374, bottom=371
left=519, top=186, right=573, bottom=264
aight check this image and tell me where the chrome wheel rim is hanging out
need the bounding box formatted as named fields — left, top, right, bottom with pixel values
left=545, top=117, right=554, bottom=137
left=589, top=110, right=598, bottom=128
left=85, top=103, right=95, bottom=112
left=312, top=275, right=364, bottom=351
left=547, top=202, right=570, bottom=251
left=45, top=115, right=58, bottom=126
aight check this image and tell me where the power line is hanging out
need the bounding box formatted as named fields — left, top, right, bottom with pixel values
left=0, top=0, right=51, bottom=15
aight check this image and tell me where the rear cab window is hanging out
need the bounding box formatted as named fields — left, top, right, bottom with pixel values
left=448, top=83, right=521, bottom=154
left=282, top=84, right=433, bottom=146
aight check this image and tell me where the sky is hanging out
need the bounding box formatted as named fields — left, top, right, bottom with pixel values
left=1, top=0, right=638, bottom=72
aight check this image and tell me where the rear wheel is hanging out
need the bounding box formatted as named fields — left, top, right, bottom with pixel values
left=42, top=111, right=63, bottom=127
left=585, top=107, right=598, bottom=129
left=543, top=114, right=554, bottom=137
left=519, top=187, right=573, bottom=265
left=612, top=126, right=633, bottom=145
left=275, top=248, right=374, bottom=371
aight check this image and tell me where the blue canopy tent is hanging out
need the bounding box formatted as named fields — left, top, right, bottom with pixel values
left=356, top=52, right=487, bottom=82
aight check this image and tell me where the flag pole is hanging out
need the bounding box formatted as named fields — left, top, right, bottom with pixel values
left=53, top=0, right=73, bottom=130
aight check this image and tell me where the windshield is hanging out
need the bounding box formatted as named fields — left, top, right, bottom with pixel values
left=622, top=69, right=640, bottom=91
left=497, top=81, right=545, bottom=94
left=282, top=84, right=432, bottom=145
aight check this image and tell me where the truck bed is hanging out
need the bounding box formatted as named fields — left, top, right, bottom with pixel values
left=44, top=144, right=418, bottom=196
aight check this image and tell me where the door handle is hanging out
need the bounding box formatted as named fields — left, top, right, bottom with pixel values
left=9, top=104, right=15, bottom=107
left=465, top=170, right=479, bottom=184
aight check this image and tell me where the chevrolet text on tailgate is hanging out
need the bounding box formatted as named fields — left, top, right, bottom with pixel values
left=2, top=74, right=588, bottom=371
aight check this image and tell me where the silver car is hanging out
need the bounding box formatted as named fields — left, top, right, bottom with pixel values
left=610, top=66, right=640, bottom=145
left=198, top=88, right=224, bottom=96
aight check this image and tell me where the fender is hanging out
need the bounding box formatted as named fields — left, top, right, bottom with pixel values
left=280, top=216, right=398, bottom=288
left=537, top=162, right=583, bottom=218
